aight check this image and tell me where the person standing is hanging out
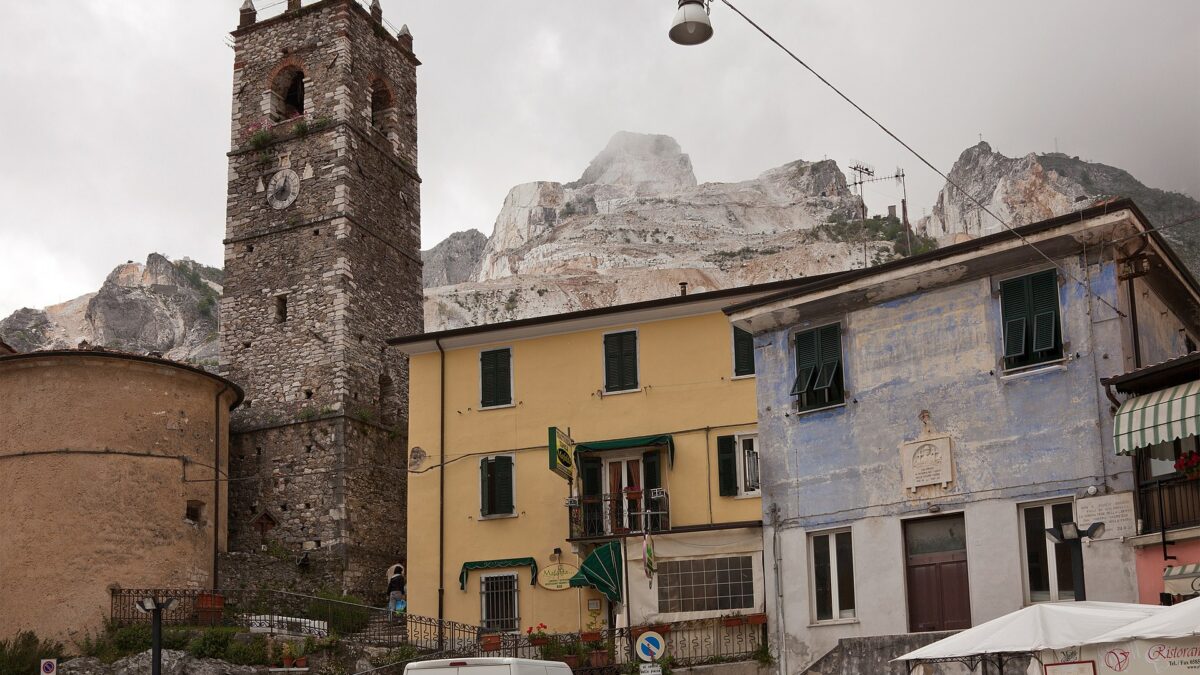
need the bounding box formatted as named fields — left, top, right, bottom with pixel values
left=387, top=564, right=407, bottom=618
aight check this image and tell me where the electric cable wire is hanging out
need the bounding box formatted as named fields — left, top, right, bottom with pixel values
left=718, top=0, right=1129, bottom=318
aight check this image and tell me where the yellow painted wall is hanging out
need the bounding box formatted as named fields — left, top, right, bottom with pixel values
left=404, top=311, right=760, bottom=631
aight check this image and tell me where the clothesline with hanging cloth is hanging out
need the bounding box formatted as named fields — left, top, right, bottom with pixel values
left=1113, top=380, right=1200, bottom=455
left=575, top=434, right=675, bottom=466
left=458, top=557, right=538, bottom=591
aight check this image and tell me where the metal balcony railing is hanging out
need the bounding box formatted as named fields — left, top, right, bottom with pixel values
left=567, top=488, right=670, bottom=540
left=1139, top=477, right=1200, bottom=534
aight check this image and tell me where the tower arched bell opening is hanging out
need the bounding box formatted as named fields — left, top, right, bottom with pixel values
left=270, top=67, right=306, bottom=121
left=370, top=79, right=394, bottom=132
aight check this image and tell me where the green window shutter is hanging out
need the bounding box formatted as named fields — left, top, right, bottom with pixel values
left=581, top=457, right=603, bottom=497
left=813, top=325, right=842, bottom=390
left=1000, top=277, right=1030, bottom=359
left=792, top=329, right=818, bottom=396
left=493, top=456, right=514, bottom=515
left=734, top=327, right=755, bottom=376
left=621, top=332, right=638, bottom=389
left=717, top=435, right=738, bottom=496
left=604, top=334, right=622, bottom=391
left=643, top=450, right=661, bottom=490
left=604, top=331, right=638, bottom=391
left=1030, top=270, right=1059, bottom=353
left=480, top=349, right=512, bottom=407
left=480, top=458, right=492, bottom=517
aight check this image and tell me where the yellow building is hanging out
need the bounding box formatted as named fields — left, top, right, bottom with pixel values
left=390, top=281, right=806, bottom=634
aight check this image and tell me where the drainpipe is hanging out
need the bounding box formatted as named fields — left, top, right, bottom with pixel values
left=770, top=504, right=787, bottom=675
left=213, top=384, right=230, bottom=589
left=436, top=338, right=446, bottom=648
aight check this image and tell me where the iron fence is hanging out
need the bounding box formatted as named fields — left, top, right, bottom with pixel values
left=568, top=489, right=670, bottom=540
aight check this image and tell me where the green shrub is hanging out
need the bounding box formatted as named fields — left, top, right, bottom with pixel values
left=110, top=624, right=151, bottom=654
left=185, top=627, right=237, bottom=660
left=0, top=632, right=65, bottom=675
left=249, top=129, right=275, bottom=150
left=369, top=645, right=420, bottom=667
left=224, top=636, right=268, bottom=665
left=307, top=590, right=370, bottom=635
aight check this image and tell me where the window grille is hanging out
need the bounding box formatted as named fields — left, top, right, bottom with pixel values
left=656, top=556, right=754, bottom=613
left=480, top=573, right=519, bottom=632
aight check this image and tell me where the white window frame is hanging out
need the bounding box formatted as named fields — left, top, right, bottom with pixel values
left=735, top=433, right=760, bottom=497
left=731, top=326, right=756, bottom=380
left=993, top=266, right=1069, bottom=376
left=808, top=528, right=857, bottom=624
left=478, top=453, right=517, bottom=520
left=601, top=451, right=648, bottom=534
left=479, top=571, right=520, bottom=632
left=478, top=345, right=516, bottom=410
left=601, top=328, right=641, bottom=395
left=1018, top=499, right=1076, bottom=604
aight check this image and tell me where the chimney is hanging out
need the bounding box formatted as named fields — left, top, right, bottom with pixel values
left=238, top=0, right=257, bottom=28
left=887, top=205, right=897, bottom=220
left=679, top=282, right=688, bottom=297
left=370, top=0, right=382, bottom=24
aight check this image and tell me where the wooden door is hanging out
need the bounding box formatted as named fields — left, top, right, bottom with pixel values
left=905, top=514, right=971, bottom=632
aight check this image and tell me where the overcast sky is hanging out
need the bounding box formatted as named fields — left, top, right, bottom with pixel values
left=1, top=1, right=1197, bottom=318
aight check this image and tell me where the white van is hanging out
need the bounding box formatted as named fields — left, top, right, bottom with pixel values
left=402, top=657, right=573, bottom=675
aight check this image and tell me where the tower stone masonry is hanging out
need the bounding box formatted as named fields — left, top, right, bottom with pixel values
left=220, top=0, right=421, bottom=598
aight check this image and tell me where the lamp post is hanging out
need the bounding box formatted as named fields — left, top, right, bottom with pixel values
left=1045, top=521, right=1105, bottom=601
left=668, top=0, right=714, bottom=45
left=135, top=597, right=179, bottom=675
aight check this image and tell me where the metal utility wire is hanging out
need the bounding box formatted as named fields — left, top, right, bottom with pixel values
left=1107, top=212, right=1200, bottom=246
left=718, top=0, right=1128, bottom=317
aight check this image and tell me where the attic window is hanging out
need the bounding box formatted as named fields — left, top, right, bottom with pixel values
left=185, top=500, right=206, bottom=524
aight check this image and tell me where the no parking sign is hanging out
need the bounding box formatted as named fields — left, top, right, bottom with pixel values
left=635, top=630, right=666, bottom=662
left=40, top=659, right=57, bottom=675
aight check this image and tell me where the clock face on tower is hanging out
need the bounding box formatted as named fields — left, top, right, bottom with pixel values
left=266, top=168, right=300, bottom=210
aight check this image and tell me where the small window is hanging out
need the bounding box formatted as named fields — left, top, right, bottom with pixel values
left=185, top=500, right=206, bottom=524
left=480, top=573, right=519, bottom=632
left=656, top=556, right=755, bottom=613
left=480, top=455, right=514, bottom=517
left=810, top=529, right=855, bottom=621
left=480, top=348, right=512, bottom=408
left=733, top=327, right=755, bottom=377
left=1000, top=269, right=1063, bottom=371
left=370, top=80, right=393, bottom=130
left=283, top=71, right=304, bottom=116
left=717, top=434, right=760, bottom=496
left=791, top=324, right=844, bottom=411
left=1020, top=501, right=1078, bottom=603
left=275, top=295, right=288, bottom=323
left=604, top=331, right=638, bottom=392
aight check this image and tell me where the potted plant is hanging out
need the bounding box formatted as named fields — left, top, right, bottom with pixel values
left=538, top=637, right=566, bottom=662
left=526, top=623, right=550, bottom=646
left=747, top=612, right=768, bottom=625
left=480, top=633, right=502, bottom=651
left=587, top=641, right=611, bottom=667
left=293, top=642, right=308, bottom=668
left=580, top=630, right=602, bottom=642
left=1177, top=452, right=1200, bottom=479
left=560, top=640, right=587, bottom=669
left=281, top=642, right=295, bottom=668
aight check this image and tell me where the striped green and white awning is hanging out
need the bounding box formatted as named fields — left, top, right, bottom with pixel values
left=1163, top=564, right=1200, bottom=595
left=1114, top=380, right=1200, bottom=455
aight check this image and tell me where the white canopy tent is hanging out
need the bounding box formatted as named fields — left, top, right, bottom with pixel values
left=895, top=602, right=1167, bottom=673
left=1085, top=596, right=1200, bottom=643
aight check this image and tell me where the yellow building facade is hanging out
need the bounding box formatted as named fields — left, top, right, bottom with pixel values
left=391, top=282, right=803, bottom=634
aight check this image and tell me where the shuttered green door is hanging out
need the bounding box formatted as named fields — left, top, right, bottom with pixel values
left=480, top=456, right=514, bottom=516
left=717, top=435, right=738, bottom=496
left=604, top=331, right=638, bottom=392
left=1000, top=270, right=1062, bottom=370
left=734, top=327, right=755, bottom=376
left=643, top=450, right=663, bottom=530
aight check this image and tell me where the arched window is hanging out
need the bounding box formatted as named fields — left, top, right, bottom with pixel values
left=283, top=71, right=305, bottom=116
left=370, top=80, right=393, bottom=131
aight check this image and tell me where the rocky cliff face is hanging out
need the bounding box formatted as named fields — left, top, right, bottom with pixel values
left=421, top=229, right=487, bottom=287
left=920, top=142, right=1200, bottom=270
left=0, top=254, right=222, bottom=367
left=423, top=132, right=890, bottom=329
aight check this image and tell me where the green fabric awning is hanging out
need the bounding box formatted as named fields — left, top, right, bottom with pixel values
left=1114, top=381, right=1200, bottom=455
left=569, top=541, right=624, bottom=603
left=576, top=434, right=675, bottom=466
left=459, top=557, right=538, bottom=591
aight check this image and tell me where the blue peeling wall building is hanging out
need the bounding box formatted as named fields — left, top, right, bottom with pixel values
left=726, top=201, right=1200, bottom=673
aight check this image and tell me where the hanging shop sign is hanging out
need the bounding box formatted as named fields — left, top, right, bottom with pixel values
left=538, top=562, right=579, bottom=591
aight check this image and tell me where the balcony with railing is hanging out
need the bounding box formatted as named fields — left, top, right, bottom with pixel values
left=567, top=488, right=670, bottom=540
left=1138, top=477, right=1200, bottom=534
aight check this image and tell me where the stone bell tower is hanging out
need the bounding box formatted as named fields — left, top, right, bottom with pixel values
left=219, top=0, right=421, bottom=596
